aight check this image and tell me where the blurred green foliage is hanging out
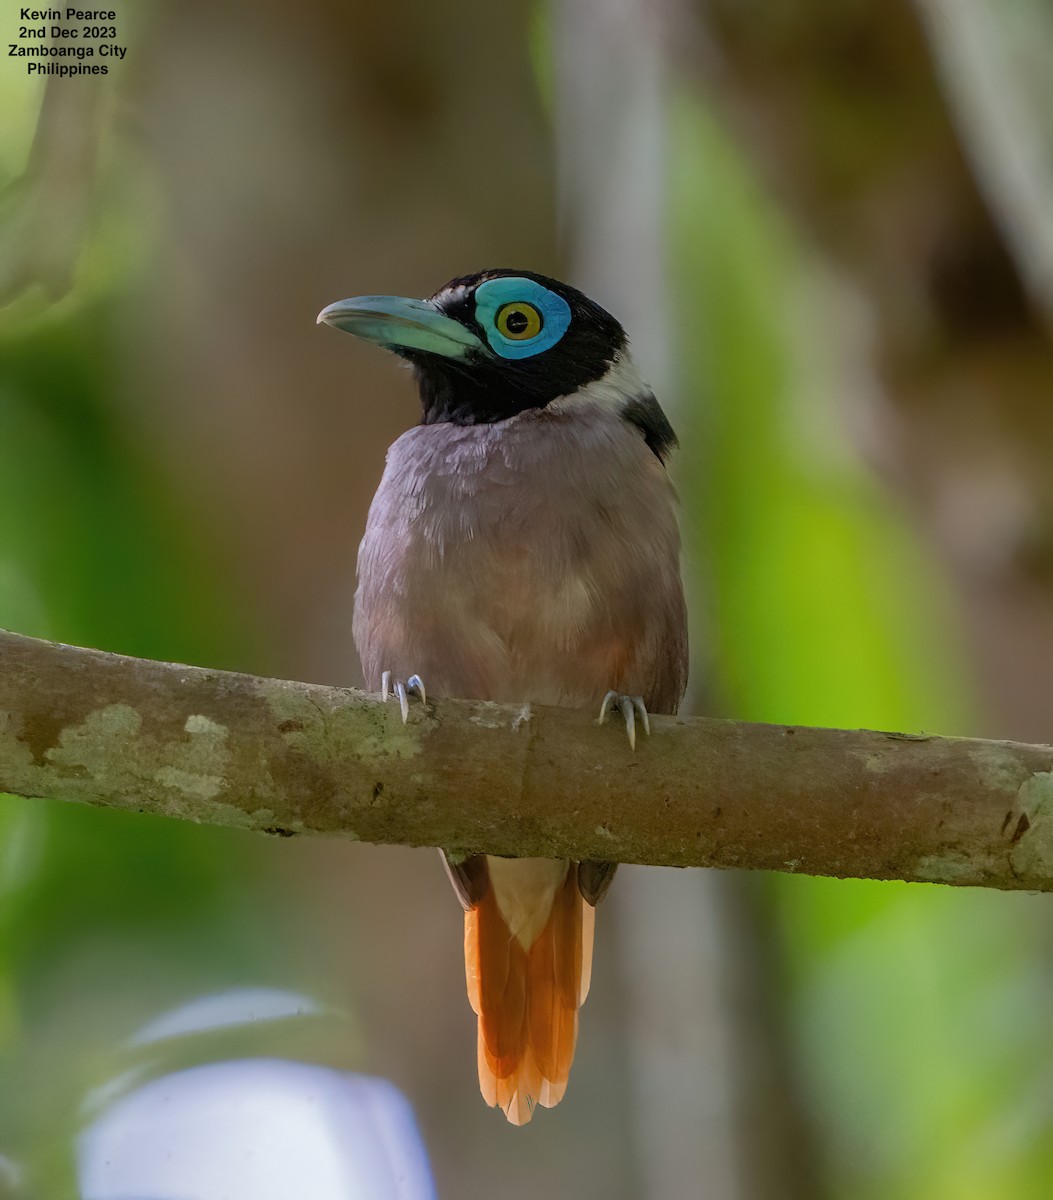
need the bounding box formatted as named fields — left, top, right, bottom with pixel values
left=0, top=120, right=310, bottom=1200
left=0, top=58, right=40, bottom=176
left=672, top=94, right=1053, bottom=1200
left=0, top=305, right=248, bottom=659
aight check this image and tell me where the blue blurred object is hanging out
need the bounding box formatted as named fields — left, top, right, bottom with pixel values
left=127, top=987, right=327, bottom=1046
left=77, top=1058, right=436, bottom=1200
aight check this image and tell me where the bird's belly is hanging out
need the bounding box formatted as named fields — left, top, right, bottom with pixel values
left=353, top=411, right=687, bottom=712
left=358, top=523, right=664, bottom=707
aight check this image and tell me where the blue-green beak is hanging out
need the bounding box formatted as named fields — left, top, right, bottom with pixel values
left=316, top=295, right=483, bottom=359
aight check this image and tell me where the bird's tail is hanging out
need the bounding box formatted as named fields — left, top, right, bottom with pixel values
left=464, top=863, right=595, bottom=1125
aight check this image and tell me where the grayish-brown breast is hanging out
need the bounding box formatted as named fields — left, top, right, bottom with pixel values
left=353, top=399, right=688, bottom=713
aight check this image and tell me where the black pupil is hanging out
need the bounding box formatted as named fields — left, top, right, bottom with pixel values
left=505, top=308, right=531, bottom=334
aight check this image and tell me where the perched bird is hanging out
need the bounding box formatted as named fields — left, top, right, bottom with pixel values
left=318, top=270, right=688, bottom=1124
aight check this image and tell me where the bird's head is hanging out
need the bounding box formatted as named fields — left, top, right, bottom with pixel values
left=318, top=269, right=676, bottom=459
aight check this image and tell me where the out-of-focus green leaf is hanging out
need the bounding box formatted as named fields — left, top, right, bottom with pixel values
left=670, top=92, right=1053, bottom=1200
left=0, top=214, right=299, bottom=1196
left=0, top=303, right=258, bottom=664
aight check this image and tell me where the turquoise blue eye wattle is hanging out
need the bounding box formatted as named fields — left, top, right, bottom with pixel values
left=474, top=277, right=572, bottom=359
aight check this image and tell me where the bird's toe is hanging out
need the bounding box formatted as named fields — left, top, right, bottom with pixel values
left=597, top=691, right=650, bottom=751
left=380, top=670, right=428, bottom=723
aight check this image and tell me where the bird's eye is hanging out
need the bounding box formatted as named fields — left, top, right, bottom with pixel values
left=473, top=277, right=571, bottom=359
left=496, top=302, right=543, bottom=341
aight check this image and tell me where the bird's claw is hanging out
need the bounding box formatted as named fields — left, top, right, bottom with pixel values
left=380, top=671, right=427, bottom=723
left=597, top=692, right=650, bottom=751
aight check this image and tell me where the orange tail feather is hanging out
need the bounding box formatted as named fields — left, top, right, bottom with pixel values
left=464, top=864, right=593, bottom=1125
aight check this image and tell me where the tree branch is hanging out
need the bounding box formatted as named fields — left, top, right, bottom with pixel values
left=1, top=629, right=1051, bottom=890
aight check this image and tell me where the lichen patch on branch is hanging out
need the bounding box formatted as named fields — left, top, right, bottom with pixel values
left=45, top=702, right=144, bottom=783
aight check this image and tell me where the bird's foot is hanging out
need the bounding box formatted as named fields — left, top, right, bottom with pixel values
left=597, top=692, right=650, bottom=752
left=380, top=671, right=427, bottom=723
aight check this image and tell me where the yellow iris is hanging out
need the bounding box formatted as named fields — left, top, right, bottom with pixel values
left=496, top=302, right=543, bottom=341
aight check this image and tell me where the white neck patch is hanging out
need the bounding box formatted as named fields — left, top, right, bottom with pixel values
left=550, top=351, right=651, bottom=414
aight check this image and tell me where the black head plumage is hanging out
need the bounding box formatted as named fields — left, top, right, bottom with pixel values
left=317, top=267, right=677, bottom=460
left=404, top=269, right=628, bottom=426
